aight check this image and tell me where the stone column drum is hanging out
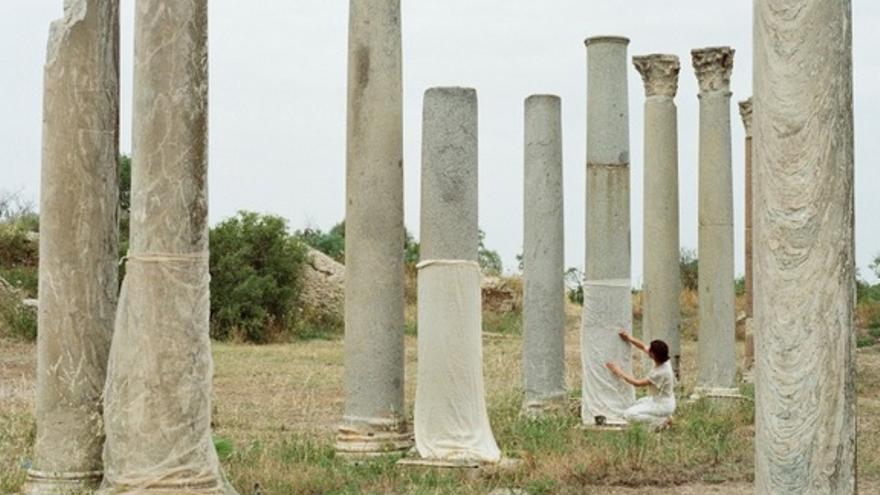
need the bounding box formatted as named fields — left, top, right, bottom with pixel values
left=738, top=98, right=755, bottom=373
left=580, top=36, right=635, bottom=426
left=691, top=47, right=738, bottom=397
left=522, top=94, right=566, bottom=415
left=632, top=54, right=682, bottom=378
left=414, top=87, right=500, bottom=462
left=336, top=0, right=411, bottom=456
left=25, top=1, right=119, bottom=493
left=101, top=1, right=233, bottom=492
left=754, top=0, right=856, bottom=492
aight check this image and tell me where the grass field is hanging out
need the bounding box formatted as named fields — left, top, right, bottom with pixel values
left=2, top=299, right=879, bottom=494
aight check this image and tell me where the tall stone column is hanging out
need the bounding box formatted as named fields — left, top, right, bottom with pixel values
left=581, top=36, right=635, bottom=426
left=101, top=1, right=232, bottom=492
left=754, top=1, right=856, bottom=492
left=522, top=94, right=566, bottom=415
left=414, top=87, right=500, bottom=462
left=25, top=2, right=119, bottom=493
left=632, top=54, right=682, bottom=379
left=691, top=47, right=738, bottom=398
left=738, top=98, right=755, bottom=374
left=336, top=0, right=411, bottom=456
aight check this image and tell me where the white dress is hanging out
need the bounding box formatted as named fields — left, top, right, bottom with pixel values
left=623, top=360, right=676, bottom=427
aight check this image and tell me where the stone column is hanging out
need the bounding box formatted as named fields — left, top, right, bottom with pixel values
left=754, top=1, right=856, bottom=492
left=738, top=98, right=754, bottom=374
left=691, top=47, right=738, bottom=398
left=336, top=0, right=410, bottom=456
left=414, top=87, right=500, bottom=462
left=581, top=36, right=635, bottom=426
left=632, top=54, right=682, bottom=379
left=25, top=2, right=119, bottom=493
left=101, top=1, right=232, bottom=492
left=522, top=94, right=566, bottom=415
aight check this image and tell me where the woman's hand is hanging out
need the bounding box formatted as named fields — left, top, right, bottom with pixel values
left=606, top=362, right=622, bottom=376
left=618, top=329, right=631, bottom=343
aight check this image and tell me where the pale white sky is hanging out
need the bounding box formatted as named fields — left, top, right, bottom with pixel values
left=1, top=1, right=878, bottom=283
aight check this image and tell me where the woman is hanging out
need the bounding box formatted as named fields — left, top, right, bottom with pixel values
left=606, top=330, right=676, bottom=429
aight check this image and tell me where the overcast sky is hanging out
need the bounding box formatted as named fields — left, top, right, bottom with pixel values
left=1, top=1, right=878, bottom=284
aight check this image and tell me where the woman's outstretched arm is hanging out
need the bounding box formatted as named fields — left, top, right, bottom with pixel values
left=619, top=329, right=650, bottom=355
left=606, top=362, right=651, bottom=387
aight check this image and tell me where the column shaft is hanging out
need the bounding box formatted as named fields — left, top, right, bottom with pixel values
left=633, top=55, right=682, bottom=378
left=692, top=47, right=738, bottom=396
left=27, top=1, right=119, bottom=492
left=338, top=0, right=410, bottom=455
left=101, top=1, right=230, bottom=492
left=581, top=36, right=634, bottom=426
left=522, top=95, right=566, bottom=413
left=754, top=0, right=856, bottom=492
left=415, top=87, right=500, bottom=462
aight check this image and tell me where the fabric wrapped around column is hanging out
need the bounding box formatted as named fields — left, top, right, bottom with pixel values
left=581, top=279, right=635, bottom=425
left=101, top=253, right=231, bottom=493
left=414, top=260, right=501, bottom=462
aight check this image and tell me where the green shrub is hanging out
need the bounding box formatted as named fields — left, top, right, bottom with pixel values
left=0, top=224, right=37, bottom=268
left=0, top=289, right=36, bottom=341
left=565, top=267, right=584, bottom=305
left=296, top=222, right=346, bottom=263
left=680, top=248, right=699, bottom=291
left=0, top=267, right=37, bottom=299
left=209, top=211, right=308, bottom=343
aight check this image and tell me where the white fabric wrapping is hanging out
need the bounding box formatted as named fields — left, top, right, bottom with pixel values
left=414, top=260, right=501, bottom=462
left=581, top=279, right=635, bottom=425
left=102, top=254, right=232, bottom=493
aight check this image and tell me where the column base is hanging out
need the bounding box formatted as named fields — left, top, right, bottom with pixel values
left=24, top=470, right=102, bottom=495
left=335, top=419, right=413, bottom=459
left=690, top=386, right=744, bottom=400
left=521, top=394, right=568, bottom=418
left=96, top=479, right=233, bottom=494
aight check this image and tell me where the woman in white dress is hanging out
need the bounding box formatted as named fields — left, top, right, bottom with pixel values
left=606, top=330, right=676, bottom=428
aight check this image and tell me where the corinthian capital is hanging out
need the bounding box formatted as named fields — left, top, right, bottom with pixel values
left=632, top=54, right=680, bottom=98
left=691, top=46, right=734, bottom=94
left=739, top=97, right=753, bottom=136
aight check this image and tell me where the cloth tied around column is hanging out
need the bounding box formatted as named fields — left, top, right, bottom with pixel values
left=413, top=259, right=501, bottom=463
left=581, top=278, right=635, bottom=426
left=102, top=249, right=234, bottom=494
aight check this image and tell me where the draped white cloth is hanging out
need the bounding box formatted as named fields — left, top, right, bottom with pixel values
left=414, top=260, right=501, bottom=462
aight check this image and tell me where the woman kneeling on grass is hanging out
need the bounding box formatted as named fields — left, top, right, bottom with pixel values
left=606, top=330, right=676, bottom=429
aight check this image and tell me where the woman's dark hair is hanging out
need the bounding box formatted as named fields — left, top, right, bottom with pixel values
left=649, top=340, right=670, bottom=364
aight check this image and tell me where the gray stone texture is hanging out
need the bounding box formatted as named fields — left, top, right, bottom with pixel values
left=26, top=1, right=119, bottom=492
left=522, top=95, right=566, bottom=412
left=633, top=54, right=682, bottom=377
left=754, top=1, right=856, bottom=492
left=338, top=0, right=411, bottom=456
left=100, top=1, right=232, bottom=492
left=420, top=87, right=479, bottom=262
left=581, top=36, right=635, bottom=425
left=691, top=47, right=738, bottom=395
left=738, top=98, right=754, bottom=372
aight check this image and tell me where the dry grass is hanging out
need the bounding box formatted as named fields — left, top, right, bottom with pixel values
left=2, top=296, right=879, bottom=494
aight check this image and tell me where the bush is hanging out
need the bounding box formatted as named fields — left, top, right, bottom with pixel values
left=296, top=222, right=345, bottom=263
left=0, top=225, right=37, bottom=268
left=680, top=248, right=699, bottom=291
left=209, top=211, right=308, bottom=343
left=564, top=267, right=584, bottom=305
left=0, top=289, right=36, bottom=341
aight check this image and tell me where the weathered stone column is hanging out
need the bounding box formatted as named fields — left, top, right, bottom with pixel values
left=754, top=1, right=856, bottom=492
left=522, top=94, right=566, bottom=415
left=632, top=54, right=682, bottom=379
left=581, top=36, right=635, bottom=426
left=691, top=47, right=738, bottom=398
left=738, top=97, right=754, bottom=374
left=25, top=2, right=119, bottom=493
left=336, top=0, right=410, bottom=456
left=101, top=1, right=232, bottom=492
left=414, top=87, right=500, bottom=462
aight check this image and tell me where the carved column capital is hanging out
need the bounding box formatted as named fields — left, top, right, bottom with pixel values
left=691, top=46, right=734, bottom=94
left=633, top=54, right=680, bottom=98
left=739, top=97, right=753, bottom=136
